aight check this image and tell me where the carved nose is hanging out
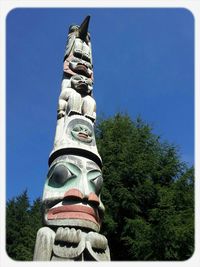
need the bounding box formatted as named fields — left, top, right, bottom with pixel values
left=87, top=192, right=100, bottom=206
left=64, top=188, right=100, bottom=206
left=64, top=189, right=83, bottom=199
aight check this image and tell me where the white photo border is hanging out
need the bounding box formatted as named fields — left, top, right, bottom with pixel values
left=0, top=1, right=199, bottom=267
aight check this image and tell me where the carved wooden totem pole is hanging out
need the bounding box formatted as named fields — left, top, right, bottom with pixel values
left=33, top=16, right=110, bottom=261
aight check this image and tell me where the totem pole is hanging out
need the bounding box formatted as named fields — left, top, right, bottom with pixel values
left=33, top=16, right=110, bottom=261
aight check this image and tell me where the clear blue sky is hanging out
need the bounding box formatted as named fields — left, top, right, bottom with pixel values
left=6, top=8, right=194, bottom=203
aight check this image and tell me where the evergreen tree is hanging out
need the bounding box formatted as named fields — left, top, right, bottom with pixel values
left=96, top=114, right=194, bottom=260
left=6, top=191, right=42, bottom=260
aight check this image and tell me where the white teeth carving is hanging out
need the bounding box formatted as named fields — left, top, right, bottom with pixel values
left=55, top=227, right=63, bottom=241
left=53, top=227, right=110, bottom=261
left=53, top=227, right=86, bottom=258
left=55, top=227, right=82, bottom=243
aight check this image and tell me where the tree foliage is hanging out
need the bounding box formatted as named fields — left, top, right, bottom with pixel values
left=6, top=191, right=42, bottom=260
left=96, top=114, right=194, bottom=260
left=6, top=114, right=194, bottom=261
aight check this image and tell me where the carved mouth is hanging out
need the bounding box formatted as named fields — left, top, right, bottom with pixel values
left=78, top=132, right=88, bottom=139
left=72, top=131, right=92, bottom=143
left=47, top=204, right=99, bottom=224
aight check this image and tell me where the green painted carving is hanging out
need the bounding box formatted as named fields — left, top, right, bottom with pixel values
left=71, top=124, right=93, bottom=143
left=42, top=155, right=105, bottom=232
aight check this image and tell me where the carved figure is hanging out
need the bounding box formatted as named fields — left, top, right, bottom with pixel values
left=51, top=115, right=102, bottom=168
left=33, top=16, right=110, bottom=261
left=63, top=16, right=93, bottom=79
left=42, top=155, right=104, bottom=232
left=58, top=15, right=95, bottom=122
left=53, top=16, right=96, bottom=151
left=58, top=75, right=96, bottom=121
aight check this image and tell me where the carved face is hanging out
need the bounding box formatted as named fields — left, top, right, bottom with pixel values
left=63, top=23, right=93, bottom=79
left=71, top=75, right=93, bottom=95
left=42, top=155, right=104, bottom=232
left=64, top=46, right=93, bottom=79
left=71, top=124, right=93, bottom=143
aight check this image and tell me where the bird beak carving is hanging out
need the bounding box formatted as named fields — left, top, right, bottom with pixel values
left=79, top=16, right=90, bottom=40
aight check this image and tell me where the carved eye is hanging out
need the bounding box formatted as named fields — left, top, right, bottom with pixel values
left=73, top=125, right=81, bottom=132
left=48, top=164, right=75, bottom=187
left=91, top=175, right=103, bottom=195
